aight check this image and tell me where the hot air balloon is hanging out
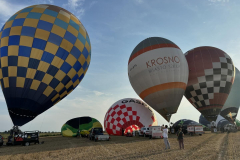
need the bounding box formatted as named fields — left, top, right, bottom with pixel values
left=235, top=119, right=240, bottom=128
left=0, top=4, right=91, bottom=126
left=185, top=47, right=234, bottom=122
left=216, top=115, right=231, bottom=131
left=128, top=37, right=189, bottom=121
left=199, top=114, right=211, bottom=128
left=173, top=119, right=202, bottom=133
left=61, top=117, right=102, bottom=137
left=220, top=68, right=240, bottom=123
left=124, top=125, right=140, bottom=135
left=104, top=98, right=158, bottom=136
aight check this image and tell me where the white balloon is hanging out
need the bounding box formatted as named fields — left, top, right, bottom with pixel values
left=128, top=37, right=189, bottom=121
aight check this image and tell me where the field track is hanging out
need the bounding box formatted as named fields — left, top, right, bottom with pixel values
left=0, top=132, right=240, bottom=160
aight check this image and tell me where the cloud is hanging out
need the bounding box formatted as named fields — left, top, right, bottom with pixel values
left=63, top=0, right=85, bottom=19
left=135, top=0, right=144, bottom=4
left=46, top=0, right=54, bottom=4
left=89, top=1, right=97, bottom=8
left=33, top=0, right=54, bottom=4
left=208, top=0, right=229, bottom=2
left=208, top=0, right=230, bottom=5
left=0, top=0, right=26, bottom=22
left=64, top=0, right=84, bottom=9
left=0, top=0, right=54, bottom=24
left=18, top=88, right=115, bottom=132
left=93, top=91, right=105, bottom=96
left=76, top=85, right=112, bottom=96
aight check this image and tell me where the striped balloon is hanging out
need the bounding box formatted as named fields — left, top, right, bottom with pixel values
left=128, top=37, right=189, bottom=121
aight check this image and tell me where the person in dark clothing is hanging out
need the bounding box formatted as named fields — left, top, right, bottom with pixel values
left=177, top=128, right=184, bottom=149
left=221, top=127, right=224, bottom=133
left=76, top=129, right=80, bottom=138
left=122, top=128, right=124, bottom=136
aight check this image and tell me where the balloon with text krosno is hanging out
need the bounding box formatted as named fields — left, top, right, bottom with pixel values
left=0, top=4, right=91, bottom=126
left=128, top=37, right=189, bottom=122
left=184, top=46, right=235, bottom=122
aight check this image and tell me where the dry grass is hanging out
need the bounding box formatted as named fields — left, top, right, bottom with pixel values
left=0, top=132, right=239, bottom=160
left=225, top=132, right=240, bottom=160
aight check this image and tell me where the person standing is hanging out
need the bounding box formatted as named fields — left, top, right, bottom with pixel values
left=177, top=128, right=184, bottom=149
left=163, top=125, right=170, bottom=150
left=76, top=129, right=80, bottom=138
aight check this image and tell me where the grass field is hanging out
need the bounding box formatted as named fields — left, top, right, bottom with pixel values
left=0, top=132, right=239, bottom=160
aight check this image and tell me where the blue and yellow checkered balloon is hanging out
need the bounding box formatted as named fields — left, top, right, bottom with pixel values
left=0, top=4, right=91, bottom=126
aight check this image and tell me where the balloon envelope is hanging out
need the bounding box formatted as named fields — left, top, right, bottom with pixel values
left=185, top=46, right=234, bottom=122
left=173, top=119, right=201, bottom=127
left=61, top=117, right=102, bottom=137
left=235, top=119, right=240, bottom=127
left=216, top=115, right=231, bottom=130
left=172, top=119, right=202, bottom=133
left=124, top=125, right=140, bottom=135
left=128, top=37, right=189, bottom=121
left=220, top=68, right=240, bottom=123
left=0, top=4, right=91, bottom=126
left=199, top=114, right=210, bottom=128
left=104, top=98, right=158, bottom=135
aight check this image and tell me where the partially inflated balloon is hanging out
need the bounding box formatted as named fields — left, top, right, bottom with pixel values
left=185, top=47, right=234, bottom=122
left=124, top=125, right=140, bottom=135
left=104, top=98, right=158, bottom=135
left=61, top=117, right=102, bottom=137
left=220, top=68, right=240, bottom=123
left=128, top=37, right=189, bottom=121
left=0, top=4, right=91, bottom=126
left=216, top=115, right=231, bottom=130
left=199, top=114, right=210, bottom=128
left=235, top=119, right=240, bottom=127
left=173, top=119, right=201, bottom=127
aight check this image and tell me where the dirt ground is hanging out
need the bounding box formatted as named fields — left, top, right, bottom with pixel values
left=0, top=132, right=239, bottom=160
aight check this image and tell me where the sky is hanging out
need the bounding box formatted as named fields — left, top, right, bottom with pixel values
left=0, top=0, right=240, bottom=132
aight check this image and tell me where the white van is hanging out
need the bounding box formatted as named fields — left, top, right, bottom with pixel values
left=149, top=126, right=162, bottom=139
left=187, top=125, right=204, bottom=136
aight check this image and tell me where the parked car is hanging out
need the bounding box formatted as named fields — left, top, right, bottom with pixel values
left=0, top=135, right=3, bottom=146
left=138, top=127, right=150, bottom=137
left=89, top=128, right=110, bottom=142
left=6, top=131, right=40, bottom=146
left=149, top=126, right=163, bottom=139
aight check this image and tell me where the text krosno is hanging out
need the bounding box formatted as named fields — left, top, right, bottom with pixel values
left=146, top=56, right=180, bottom=68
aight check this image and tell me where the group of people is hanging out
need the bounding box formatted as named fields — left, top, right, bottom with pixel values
left=162, top=125, right=184, bottom=150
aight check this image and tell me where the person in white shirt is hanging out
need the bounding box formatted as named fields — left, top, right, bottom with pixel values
left=163, top=125, right=170, bottom=149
